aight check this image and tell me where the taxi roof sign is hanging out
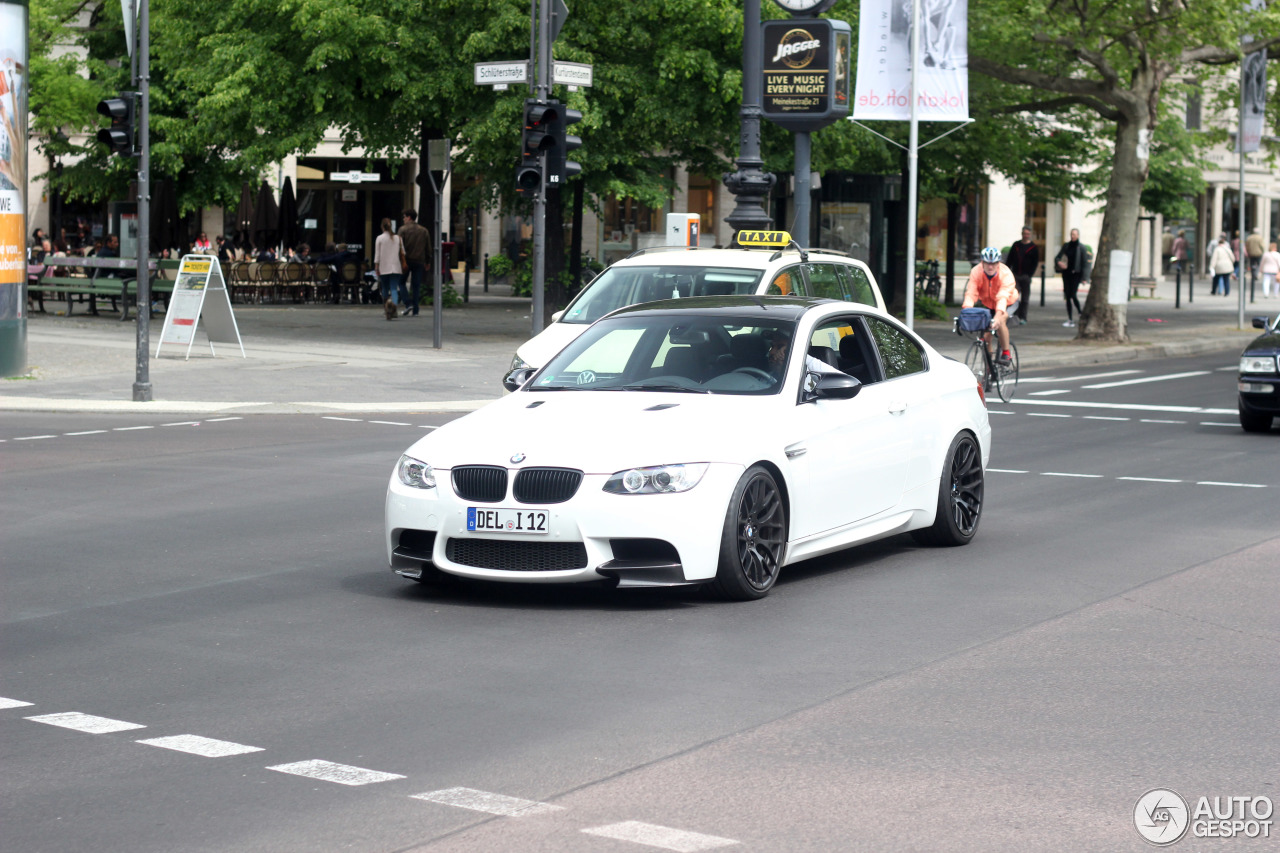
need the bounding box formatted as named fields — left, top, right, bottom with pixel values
left=736, top=230, right=792, bottom=248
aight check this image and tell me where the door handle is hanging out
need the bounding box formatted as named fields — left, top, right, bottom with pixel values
left=888, top=401, right=907, bottom=415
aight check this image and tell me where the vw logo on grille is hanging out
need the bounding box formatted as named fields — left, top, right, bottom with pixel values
left=510, top=452, right=526, bottom=464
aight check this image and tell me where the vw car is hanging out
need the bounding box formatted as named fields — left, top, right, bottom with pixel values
left=388, top=296, right=989, bottom=600
left=509, top=234, right=885, bottom=374
left=1238, top=313, right=1279, bottom=433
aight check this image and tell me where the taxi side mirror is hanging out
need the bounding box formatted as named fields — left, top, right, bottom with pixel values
left=503, top=367, right=537, bottom=392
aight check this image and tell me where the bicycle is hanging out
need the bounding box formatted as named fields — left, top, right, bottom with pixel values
left=915, top=259, right=942, bottom=300
left=954, top=307, right=1019, bottom=402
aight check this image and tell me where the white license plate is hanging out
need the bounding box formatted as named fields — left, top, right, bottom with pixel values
left=467, top=507, right=549, bottom=534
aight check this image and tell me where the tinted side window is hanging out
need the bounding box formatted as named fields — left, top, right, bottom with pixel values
left=804, top=263, right=849, bottom=301
left=866, top=317, right=926, bottom=379
left=838, top=264, right=877, bottom=306
left=765, top=266, right=806, bottom=296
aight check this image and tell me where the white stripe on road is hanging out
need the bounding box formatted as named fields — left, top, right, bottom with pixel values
left=1117, top=477, right=1183, bottom=483
left=1082, top=370, right=1210, bottom=389
left=1042, top=472, right=1104, bottom=478
left=1140, top=419, right=1186, bottom=424
left=138, top=734, right=264, bottom=757
left=1083, top=416, right=1130, bottom=421
left=1197, top=481, right=1267, bottom=488
left=418, top=425, right=440, bottom=430
left=369, top=420, right=411, bottom=426
left=1200, top=422, right=1239, bottom=427
left=26, top=712, right=146, bottom=734
left=322, top=416, right=362, bottom=422
left=113, top=425, right=154, bottom=431
left=1029, top=389, right=1071, bottom=396
left=0, top=697, right=34, bottom=709
left=411, top=787, right=564, bottom=817
left=1026, top=413, right=1071, bottom=418
left=1020, top=369, right=1142, bottom=384
left=987, top=468, right=1029, bottom=473
left=14, top=435, right=56, bottom=441
left=64, top=430, right=108, bottom=436
left=162, top=421, right=202, bottom=426
left=582, top=821, right=739, bottom=852
left=205, top=417, right=243, bottom=422
left=1011, top=399, right=1234, bottom=414
left=267, top=759, right=405, bottom=786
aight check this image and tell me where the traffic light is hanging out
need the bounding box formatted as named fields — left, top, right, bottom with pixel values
left=516, top=100, right=555, bottom=196
left=543, top=100, right=582, bottom=187
left=96, top=93, right=137, bottom=157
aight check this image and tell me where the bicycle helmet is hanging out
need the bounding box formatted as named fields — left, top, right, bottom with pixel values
left=980, top=246, right=1002, bottom=263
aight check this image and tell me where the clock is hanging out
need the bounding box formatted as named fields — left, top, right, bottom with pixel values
left=771, top=0, right=839, bottom=15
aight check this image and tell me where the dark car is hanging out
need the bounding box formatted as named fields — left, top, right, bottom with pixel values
left=1238, top=313, right=1280, bottom=433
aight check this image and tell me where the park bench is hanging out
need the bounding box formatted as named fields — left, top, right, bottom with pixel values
left=27, top=257, right=182, bottom=320
left=1129, top=276, right=1158, bottom=298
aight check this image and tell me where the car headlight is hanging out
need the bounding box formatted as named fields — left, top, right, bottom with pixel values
left=1239, top=355, right=1279, bottom=374
left=396, top=455, right=436, bottom=489
left=603, top=463, right=708, bottom=495
left=510, top=353, right=530, bottom=372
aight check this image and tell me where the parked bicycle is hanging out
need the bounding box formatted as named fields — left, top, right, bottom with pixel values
left=915, top=258, right=942, bottom=300
left=955, top=307, right=1019, bottom=402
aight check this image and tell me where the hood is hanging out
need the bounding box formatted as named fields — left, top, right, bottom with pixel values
left=1242, top=328, right=1280, bottom=355
left=515, top=322, right=588, bottom=370
left=406, top=391, right=776, bottom=473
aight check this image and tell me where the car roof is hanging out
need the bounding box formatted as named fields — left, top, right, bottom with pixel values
left=609, top=294, right=833, bottom=321
left=609, top=247, right=870, bottom=271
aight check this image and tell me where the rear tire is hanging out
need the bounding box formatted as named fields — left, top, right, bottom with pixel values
left=912, top=432, right=984, bottom=547
left=710, top=465, right=786, bottom=600
left=1238, top=401, right=1273, bottom=433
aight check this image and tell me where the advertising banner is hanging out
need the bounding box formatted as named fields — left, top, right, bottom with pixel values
left=156, top=255, right=245, bottom=359
left=1240, top=48, right=1266, bottom=153
left=852, top=0, right=968, bottom=121
left=762, top=18, right=852, bottom=132
left=0, top=0, right=28, bottom=377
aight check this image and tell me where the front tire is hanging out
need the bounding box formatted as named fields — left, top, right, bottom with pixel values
left=1238, top=400, right=1274, bottom=433
left=963, top=340, right=988, bottom=389
left=710, top=465, right=786, bottom=600
left=996, top=340, right=1020, bottom=402
left=913, top=432, right=984, bottom=547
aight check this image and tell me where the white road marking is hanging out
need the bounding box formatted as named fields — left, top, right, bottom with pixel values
left=987, top=468, right=1029, bottom=473
left=987, top=410, right=1016, bottom=415
left=137, top=734, right=264, bottom=757
left=162, top=421, right=202, bottom=426
left=1082, top=370, right=1210, bottom=389
left=582, top=821, right=739, bottom=852
left=1197, top=481, right=1266, bottom=488
left=1029, top=389, right=1071, bottom=396
left=1042, top=472, right=1104, bottom=478
left=1200, top=422, right=1239, bottom=427
left=26, top=712, right=146, bottom=734
left=205, top=417, right=243, bottom=422
left=411, top=787, right=564, bottom=817
left=0, top=697, right=34, bottom=709
left=1026, top=412, right=1071, bottom=418
left=1011, top=399, right=1234, bottom=414
left=369, top=420, right=411, bottom=426
left=64, top=430, right=108, bottom=436
left=1117, top=477, right=1183, bottom=483
left=322, top=416, right=362, bottom=422
left=1020, top=369, right=1142, bottom=384
left=418, top=425, right=440, bottom=430
left=267, top=759, right=405, bottom=786
left=113, top=425, right=154, bottom=431
left=14, top=435, right=56, bottom=441
left=1083, top=415, right=1130, bottom=421
left=1140, top=419, right=1186, bottom=424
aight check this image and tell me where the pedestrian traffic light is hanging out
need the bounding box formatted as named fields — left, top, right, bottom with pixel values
left=543, top=101, right=582, bottom=186
left=96, top=93, right=137, bottom=157
left=516, top=100, right=555, bottom=197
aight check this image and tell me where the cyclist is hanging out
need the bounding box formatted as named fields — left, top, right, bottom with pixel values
left=962, top=247, right=1020, bottom=365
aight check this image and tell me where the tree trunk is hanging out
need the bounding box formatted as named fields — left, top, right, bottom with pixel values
left=1078, top=98, right=1152, bottom=343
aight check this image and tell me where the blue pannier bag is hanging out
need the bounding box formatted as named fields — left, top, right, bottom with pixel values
left=958, top=307, right=992, bottom=332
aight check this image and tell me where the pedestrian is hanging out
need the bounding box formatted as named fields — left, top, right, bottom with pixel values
left=1005, top=226, right=1039, bottom=325
left=1206, top=232, right=1224, bottom=276
left=1161, top=227, right=1174, bottom=273
left=1260, top=242, right=1280, bottom=298
left=1245, top=227, right=1265, bottom=280
left=398, top=209, right=430, bottom=317
left=30, top=228, right=50, bottom=262
left=1053, top=228, right=1086, bottom=327
left=374, top=217, right=405, bottom=321
left=1209, top=237, right=1235, bottom=296
left=193, top=232, right=212, bottom=253
left=1170, top=229, right=1187, bottom=271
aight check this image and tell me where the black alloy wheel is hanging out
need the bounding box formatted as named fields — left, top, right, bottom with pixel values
left=712, top=465, right=787, bottom=600
left=913, top=432, right=984, bottom=546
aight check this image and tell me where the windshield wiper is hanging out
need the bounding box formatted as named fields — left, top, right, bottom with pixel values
left=526, top=385, right=588, bottom=391
left=616, top=383, right=711, bottom=394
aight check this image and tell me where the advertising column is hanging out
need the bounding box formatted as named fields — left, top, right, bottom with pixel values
left=0, top=0, right=27, bottom=377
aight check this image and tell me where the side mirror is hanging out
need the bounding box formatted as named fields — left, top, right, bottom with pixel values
left=1252, top=316, right=1268, bottom=330
left=803, top=371, right=862, bottom=402
left=551, top=310, right=565, bottom=322
left=503, top=367, right=536, bottom=392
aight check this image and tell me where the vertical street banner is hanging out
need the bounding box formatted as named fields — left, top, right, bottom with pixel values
left=0, top=0, right=28, bottom=377
left=156, top=255, right=245, bottom=359
left=1240, top=0, right=1267, bottom=153
left=852, top=0, right=969, bottom=121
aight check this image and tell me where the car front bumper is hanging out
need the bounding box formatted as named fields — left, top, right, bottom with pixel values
left=1238, top=372, right=1280, bottom=416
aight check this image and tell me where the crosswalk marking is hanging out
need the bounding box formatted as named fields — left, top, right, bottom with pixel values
left=26, top=712, right=146, bottom=734
left=582, top=821, right=739, bottom=852
left=411, top=787, right=563, bottom=817
left=267, top=759, right=405, bottom=786
left=0, top=697, right=34, bottom=709
left=137, top=734, right=264, bottom=757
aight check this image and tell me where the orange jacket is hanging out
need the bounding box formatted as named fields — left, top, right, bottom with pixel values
left=963, top=263, right=1019, bottom=314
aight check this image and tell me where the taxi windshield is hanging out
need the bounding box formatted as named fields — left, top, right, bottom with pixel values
left=530, top=314, right=796, bottom=395
left=559, top=265, right=765, bottom=325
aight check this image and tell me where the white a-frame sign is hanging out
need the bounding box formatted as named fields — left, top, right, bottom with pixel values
left=156, top=255, right=246, bottom=359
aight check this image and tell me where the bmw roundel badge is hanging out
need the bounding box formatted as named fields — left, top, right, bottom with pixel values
left=510, top=452, right=526, bottom=464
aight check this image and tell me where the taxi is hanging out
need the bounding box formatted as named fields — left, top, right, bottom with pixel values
left=509, top=231, right=886, bottom=375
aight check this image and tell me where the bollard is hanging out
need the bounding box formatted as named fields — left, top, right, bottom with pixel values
left=483, top=253, right=489, bottom=293
left=1175, top=264, right=1181, bottom=308
left=1250, top=264, right=1256, bottom=303
left=464, top=263, right=470, bottom=303
left=1039, top=266, right=1045, bottom=307
left=1188, top=264, right=1193, bottom=303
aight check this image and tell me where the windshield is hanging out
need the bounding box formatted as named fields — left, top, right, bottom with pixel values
left=560, top=265, right=765, bottom=325
left=530, top=314, right=797, bottom=395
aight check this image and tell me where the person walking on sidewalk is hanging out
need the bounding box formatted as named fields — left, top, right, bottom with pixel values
left=1260, top=242, right=1280, bottom=298
left=1245, top=227, right=1265, bottom=282
left=1171, top=230, right=1187, bottom=271
left=374, top=217, right=405, bottom=320
left=1054, top=228, right=1086, bottom=327
left=1006, top=227, right=1039, bottom=325
left=1209, top=236, right=1236, bottom=296
left=398, top=209, right=430, bottom=317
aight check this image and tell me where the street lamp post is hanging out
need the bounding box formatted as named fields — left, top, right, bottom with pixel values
left=723, top=0, right=776, bottom=237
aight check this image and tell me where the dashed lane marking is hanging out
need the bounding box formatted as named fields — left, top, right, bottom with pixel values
left=1083, top=415, right=1130, bottom=421
left=137, top=734, right=265, bottom=758
left=205, top=417, right=243, bottom=422
left=1140, top=418, right=1186, bottom=424
left=0, top=697, right=34, bottom=709
left=64, top=429, right=108, bottom=436
left=369, top=420, right=411, bottom=426
left=1026, top=412, right=1070, bottom=418
left=1029, top=389, right=1071, bottom=396
left=1196, top=481, right=1267, bottom=488
left=987, top=468, right=1029, bottom=473
left=267, top=759, right=405, bottom=786
left=1200, top=422, right=1240, bottom=427
left=1082, top=370, right=1211, bottom=389
left=1020, top=369, right=1142, bottom=384
left=113, top=425, right=154, bottom=431
left=322, top=416, right=362, bottom=422
left=161, top=421, right=202, bottom=426
left=1117, top=476, right=1183, bottom=483
left=14, top=435, right=56, bottom=441
left=26, top=712, right=146, bottom=734
left=411, top=787, right=564, bottom=817
left=1042, top=472, right=1105, bottom=478
left=989, top=470, right=1267, bottom=488
left=582, top=820, right=739, bottom=852
left=987, top=410, right=1016, bottom=415
left=1011, top=399, right=1235, bottom=414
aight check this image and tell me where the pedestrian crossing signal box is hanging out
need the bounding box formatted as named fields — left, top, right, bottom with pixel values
left=665, top=213, right=700, bottom=247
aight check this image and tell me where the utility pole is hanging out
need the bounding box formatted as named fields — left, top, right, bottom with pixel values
left=528, top=0, right=552, bottom=336
left=133, top=0, right=151, bottom=401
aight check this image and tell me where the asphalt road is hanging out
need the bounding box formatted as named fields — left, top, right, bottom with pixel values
left=2, top=352, right=1276, bottom=853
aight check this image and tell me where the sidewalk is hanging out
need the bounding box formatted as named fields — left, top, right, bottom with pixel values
left=1, top=275, right=1272, bottom=415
